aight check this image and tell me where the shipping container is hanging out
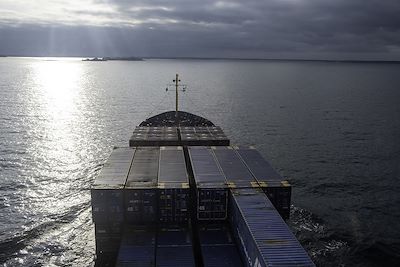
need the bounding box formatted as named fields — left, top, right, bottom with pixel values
left=125, top=147, right=159, bottom=223
left=198, top=223, right=243, bottom=267
left=95, top=223, right=123, bottom=237
left=180, top=127, right=230, bottom=146
left=96, top=236, right=121, bottom=254
left=156, top=246, right=195, bottom=267
left=91, top=147, right=135, bottom=223
left=201, top=245, right=243, bottom=267
left=129, top=127, right=179, bottom=147
left=229, top=188, right=315, bottom=267
left=212, top=147, right=259, bottom=189
left=156, top=226, right=195, bottom=267
left=188, top=147, right=228, bottom=220
left=158, top=147, right=189, bottom=223
left=235, top=146, right=291, bottom=219
left=115, top=226, right=156, bottom=267
left=157, top=226, right=192, bottom=246
left=198, top=223, right=234, bottom=245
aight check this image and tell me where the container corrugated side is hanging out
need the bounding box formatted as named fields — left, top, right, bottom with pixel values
left=158, top=147, right=189, bottom=223
left=189, top=147, right=228, bottom=220
left=230, top=188, right=315, bottom=267
left=235, top=146, right=291, bottom=219
left=91, top=147, right=135, bottom=223
left=125, top=147, right=159, bottom=223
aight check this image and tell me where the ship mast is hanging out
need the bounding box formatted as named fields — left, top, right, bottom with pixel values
left=173, top=74, right=181, bottom=118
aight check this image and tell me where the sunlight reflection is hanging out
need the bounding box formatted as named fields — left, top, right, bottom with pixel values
left=34, top=61, right=81, bottom=119
left=27, top=60, right=86, bottom=211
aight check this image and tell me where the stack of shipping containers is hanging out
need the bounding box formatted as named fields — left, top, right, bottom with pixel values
left=156, top=146, right=196, bottom=265
left=124, top=147, right=159, bottom=223
left=156, top=226, right=196, bottom=266
left=180, top=126, right=230, bottom=146
left=92, top=124, right=314, bottom=266
left=129, top=127, right=179, bottom=147
left=235, top=146, right=292, bottom=219
left=116, top=227, right=156, bottom=266
left=116, top=147, right=161, bottom=266
left=198, top=224, right=243, bottom=267
left=188, top=146, right=228, bottom=221
left=91, top=147, right=135, bottom=256
left=188, top=146, right=244, bottom=266
left=158, top=146, right=190, bottom=223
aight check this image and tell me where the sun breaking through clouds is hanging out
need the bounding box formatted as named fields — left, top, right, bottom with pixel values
left=1, top=0, right=400, bottom=60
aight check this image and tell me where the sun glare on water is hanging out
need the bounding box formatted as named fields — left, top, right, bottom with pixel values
left=26, top=60, right=88, bottom=209
left=34, top=60, right=82, bottom=118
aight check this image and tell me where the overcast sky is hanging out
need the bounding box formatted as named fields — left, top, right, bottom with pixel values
left=1, top=0, right=400, bottom=60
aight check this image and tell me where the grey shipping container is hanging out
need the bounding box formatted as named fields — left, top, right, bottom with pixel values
left=230, top=188, right=315, bottom=267
left=125, top=147, right=159, bottom=223
left=115, top=227, right=156, bottom=267
left=91, top=147, right=135, bottom=223
left=156, top=226, right=195, bottom=267
left=189, top=147, right=228, bottom=220
left=180, top=127, right=230, bottom=146
left=235, top=146, right=291, bottom=219
left=129, top=127, right=179, bottom=147
left=158, top=147, right=189, bottom=223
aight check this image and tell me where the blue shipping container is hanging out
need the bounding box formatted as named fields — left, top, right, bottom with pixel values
left=230, top=188, right=315, bottom=267
left=198, top=223, right=244, bottom=267
left=156, top=226, right=195, bottom=267
left=201, top=245, right=243, bottom=267
left=116, top=227, right=156, bottom=267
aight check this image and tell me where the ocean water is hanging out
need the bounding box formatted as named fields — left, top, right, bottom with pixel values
left=0, top=57, right=399, bottom=266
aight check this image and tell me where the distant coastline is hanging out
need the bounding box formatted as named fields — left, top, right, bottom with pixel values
left=0, top=55, right=399, bottom=64
left=82, top=56, right=143, bottom=62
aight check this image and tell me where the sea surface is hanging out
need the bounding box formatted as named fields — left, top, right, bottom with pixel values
left=0, top=57, right=399, bottom=266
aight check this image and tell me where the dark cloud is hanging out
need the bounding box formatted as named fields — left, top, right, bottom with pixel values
left=1, top=0, right=400, bottom=59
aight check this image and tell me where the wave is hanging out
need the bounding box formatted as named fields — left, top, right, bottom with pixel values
left=0, top=202, right=90, bottom=264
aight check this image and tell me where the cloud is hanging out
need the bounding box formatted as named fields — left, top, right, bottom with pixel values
left=0, top=0, right=400, bottom=59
